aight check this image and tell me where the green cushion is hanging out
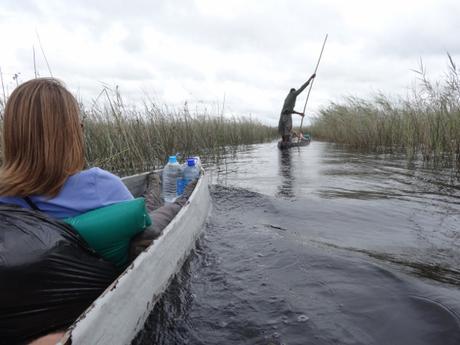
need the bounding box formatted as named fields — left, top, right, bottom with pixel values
left=64, top=198, right=152, bottom=267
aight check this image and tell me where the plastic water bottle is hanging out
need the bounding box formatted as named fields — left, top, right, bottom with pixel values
left=162, top=155, right=181, bottom=203
left=176, top=163, right=186, bottom=196
left=183, top=158, right=200, bottom=188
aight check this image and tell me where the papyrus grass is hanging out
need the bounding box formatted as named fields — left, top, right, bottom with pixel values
left=309, top=57, right=460, bottom=172
left=0, top=87, right=278, bottom=176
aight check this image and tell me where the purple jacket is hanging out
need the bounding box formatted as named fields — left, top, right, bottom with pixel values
left=0, top=168, right=134, bottom=219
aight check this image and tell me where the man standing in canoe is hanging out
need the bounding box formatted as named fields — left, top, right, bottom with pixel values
left=278, top=73, right=316, bottom=144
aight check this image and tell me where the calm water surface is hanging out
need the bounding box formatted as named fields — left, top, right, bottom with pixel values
left=135, top=141, right=460, bottom=345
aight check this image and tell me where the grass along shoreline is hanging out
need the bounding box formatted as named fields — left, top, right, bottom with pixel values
left=309, top=58, right=460, bottom=172
left=1, top=87, right=278, bottom=176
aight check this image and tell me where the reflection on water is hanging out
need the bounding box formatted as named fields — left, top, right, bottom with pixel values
left=210, top=142, right=460, bottom=271
left=277, top=150, right=294, bottom=198
left=137, top=141, right=460, bottom=345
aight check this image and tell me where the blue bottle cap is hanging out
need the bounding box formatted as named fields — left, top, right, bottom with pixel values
left=187, top=158, right=195, bottom=167
left=168, top=156, right=177, bottom=163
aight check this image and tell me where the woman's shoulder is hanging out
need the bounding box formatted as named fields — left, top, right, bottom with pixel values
left=68, top=167, right=121, bottom=184
left=73, top=167, right=114, bottom=178
left=84, top=167, right=134, bottom=203
left=89, top=167, right=125, bottom=186
left=65, top=167, right=132, bottom=200
left=0, top=168, right=133, bottom=218
left=53, top=167, right=133, bottom=216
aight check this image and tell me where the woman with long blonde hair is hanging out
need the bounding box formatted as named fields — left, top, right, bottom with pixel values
left=0, top=78, right=133, bottom=217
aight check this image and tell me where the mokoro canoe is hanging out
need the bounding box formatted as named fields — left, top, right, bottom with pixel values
left=58, top=170, right=211, bottom=345
left=277, top=138, right=311, bottom=150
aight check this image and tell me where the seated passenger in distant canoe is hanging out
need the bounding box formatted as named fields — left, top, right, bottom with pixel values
left=291, top=130, right=305, bottom=141
left=0, top=78, right=150, bottom=266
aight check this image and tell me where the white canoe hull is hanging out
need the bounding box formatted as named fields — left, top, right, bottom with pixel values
left=59, top=173, right=210, bottom=345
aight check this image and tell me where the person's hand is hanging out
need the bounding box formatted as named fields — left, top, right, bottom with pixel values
left=311, top=73, right=316, bottom=79
left=301, top=112, right=305, bottom=117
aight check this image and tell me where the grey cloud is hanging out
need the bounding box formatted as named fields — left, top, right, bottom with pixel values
left=36, top=0, right=342, bottom=55
left=121, top=31, right=144, bottom=53
left=3, top=0, right=460, bottom=123
left=2, top=0, right=42, bottom=15
left=148, top=4, right=341, bottom=55
left=12, top=0, right=342, bottom=89
left=149, top=58, right=206, bottom=81
left=79, top=65, right=154, bottom=81
left=369, top=4, right=460, bottom=58
left=215, top=66, right=285, bottom=90
left=112, top=67, right=153, bottom=81
left=48, top=56, right=154, bottom=82
left=372, top=29, right=460, bottom=58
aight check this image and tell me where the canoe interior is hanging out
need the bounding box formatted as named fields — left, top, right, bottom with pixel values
left=122, top=171, right=153, bottom=197
left=58, top=170, right=210, bottom=345
left=122, top=170, right=159, bottom=198
left=121, top=170, right=164, bottom=212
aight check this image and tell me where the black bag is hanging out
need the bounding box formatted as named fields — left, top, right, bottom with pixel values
left=0, top=205, right=119, bottom=344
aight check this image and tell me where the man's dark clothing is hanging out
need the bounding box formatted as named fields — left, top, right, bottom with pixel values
left=281, top=91, right=298, bottom=116
left=278, top=91, right=296, bottom=137
left=278, top=78, right=311, bottom=138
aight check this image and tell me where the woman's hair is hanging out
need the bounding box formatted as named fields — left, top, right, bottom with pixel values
left=0, top=78, right=85, bottom=197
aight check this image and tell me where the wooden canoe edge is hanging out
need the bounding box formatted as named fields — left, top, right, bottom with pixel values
left=57, top=173, right=210, bottom=345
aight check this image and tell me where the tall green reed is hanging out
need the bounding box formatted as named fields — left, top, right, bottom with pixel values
left=309, top=56, right=460, bottom=171
left=81, top=88, right=277, bottom=175
left=0, top=86, right=278, bottom=176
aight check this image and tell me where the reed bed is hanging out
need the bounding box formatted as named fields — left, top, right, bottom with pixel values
left=309, top=57, right=460, bottom=171
left=0, top=87, right=277, bottom=176
left=81, top=89, right=277, bottom=175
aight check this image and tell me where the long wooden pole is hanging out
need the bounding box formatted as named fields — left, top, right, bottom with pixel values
left=300, top=34, right=328, bottom=130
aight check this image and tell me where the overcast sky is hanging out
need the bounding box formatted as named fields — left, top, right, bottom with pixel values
left=1, top=0, right=459, bottom=125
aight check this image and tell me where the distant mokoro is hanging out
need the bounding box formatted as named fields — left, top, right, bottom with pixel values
left=278, top=137, right=311, bottom=150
